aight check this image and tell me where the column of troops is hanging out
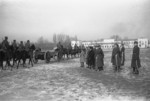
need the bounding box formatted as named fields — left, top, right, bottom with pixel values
left=80, top=41, right=141, bottom=74
left=0, top=36, right=35, bottom=69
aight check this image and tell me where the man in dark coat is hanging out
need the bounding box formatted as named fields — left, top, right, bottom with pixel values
left=95, top=45, right=104, bottom=71
left=86, top=47, right=90, bottom=68
left=131, top=41, right=141, bottom=74
left=120, top=43, right=125, bottom=66
left=87, top=46, right=95, bottom=69
left=57, top=42, right=63, bottom=61
left=111, top=43, right=121, bottom=72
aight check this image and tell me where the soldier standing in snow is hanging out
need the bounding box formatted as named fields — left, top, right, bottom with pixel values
left=120, top=43, right=125, bottom=66
left=131, top=41, right=141, bottom=74
left=95, top=45, right=104, bottom=71
left=111, top=43, right=121, bottom=72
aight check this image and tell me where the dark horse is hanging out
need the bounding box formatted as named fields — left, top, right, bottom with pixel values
left=62, top=46, right=81, bottom=59
left=0, top=44, right=14, bottom=70
left=16, top=44, right=36, bottom=69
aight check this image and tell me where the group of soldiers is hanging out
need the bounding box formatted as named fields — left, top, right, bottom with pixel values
left=0, top=36, right=32, bottom=52
left=80, top=41, right=141, bottom=74
left=0, top=36, right=35, bottom=68
left=0, top=36, right=141, bottom=74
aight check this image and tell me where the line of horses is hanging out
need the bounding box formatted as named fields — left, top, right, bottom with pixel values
left=0, top=45, right=81, bottom=71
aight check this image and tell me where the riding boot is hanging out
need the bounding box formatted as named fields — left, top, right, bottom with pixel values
left=133, top=67, right=135, bottom=73
left=0, top=61, right=3, bottom=70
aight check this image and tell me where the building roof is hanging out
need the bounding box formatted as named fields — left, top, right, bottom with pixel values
left=118, top=39, right=137, bottom=41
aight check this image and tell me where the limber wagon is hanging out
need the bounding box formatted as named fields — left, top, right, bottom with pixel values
left=33, top=47, right=58, bottom=63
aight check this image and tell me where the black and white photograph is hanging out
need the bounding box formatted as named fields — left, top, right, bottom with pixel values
left=0, top=0, right=150, bottom=101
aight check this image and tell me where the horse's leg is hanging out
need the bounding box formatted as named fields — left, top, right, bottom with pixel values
left=23, top=58, right=26, bottom=67
left=31, top=58, right=33, bottom=67
left=17, top=59, right=20, bottom=69
left=28, top=58, right=30, bottom=65
left=13, top=57, right=15, bottom=66
left=29, top=57, right=33, bottom=67
left=0, top=60, right=3, bottom=70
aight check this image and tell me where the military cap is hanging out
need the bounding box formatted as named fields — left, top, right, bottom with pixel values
left=134, top=41, right=138, bottom=44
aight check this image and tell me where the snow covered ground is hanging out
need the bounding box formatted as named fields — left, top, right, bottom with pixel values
left=0, top=49, right=150, bottom=101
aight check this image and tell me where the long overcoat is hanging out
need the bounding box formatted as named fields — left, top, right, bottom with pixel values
left=120, top=47, right=125, bottom=65
left=95, top=48, right=104, bottom=67
left=131, top=46, right=141, bottom=68
left=87, top=49, right=95, bottom=66
left=80, top=51, right=85, bottom=62
left=111, top=47, right=121, bottom=67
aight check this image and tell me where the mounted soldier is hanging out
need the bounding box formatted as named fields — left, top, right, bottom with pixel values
left=57, top=42, right=63, bottom=61
left=12, top=40, right=17, bottom=51
left=18, top=41, right=25, bottom=52
left=2, top=36, right=11, bottom=68
left=131, top=41, right=141, bottom=74
left=12, top=40, right=18, bottom=66
left=25, top=40, right=30, bottom=52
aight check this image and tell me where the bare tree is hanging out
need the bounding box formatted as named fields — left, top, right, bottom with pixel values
left=37, top=36, right=44, bottom=45
left=57, top=33, right=66, bottom=43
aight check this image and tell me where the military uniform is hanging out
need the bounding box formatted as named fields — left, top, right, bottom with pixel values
left=120, top=46, right=125, bottom=66
left=12, top=41, right=17, bottom=51
left=57, top=43, right=63, bottom=61
left=80, top=49, right=86, bottom=67
left=131, top=45, right=141, bottom=74
left=2, top=38, right=11, bottom=67
left=25, top=42, right=30, bottom=51
left=111, top=46, right=121, bottom=71
left=2, top=39, right=9, bottom=51
left=95, top=47, right=104, bottom=71
left=18, top=43, right=25, bottom=51
left=87, top=47, right=95, bottom=69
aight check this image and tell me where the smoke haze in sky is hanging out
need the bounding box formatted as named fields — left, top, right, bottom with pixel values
left=0, top=0, right=149, bottom=42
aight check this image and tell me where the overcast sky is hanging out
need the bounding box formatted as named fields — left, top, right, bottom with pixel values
left=0, top=0, right=150, bottom=42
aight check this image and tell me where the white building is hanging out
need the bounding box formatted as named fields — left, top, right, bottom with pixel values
left=138, top=38, right=149, bottom=48
left=71, top=41, right=82, bottom=48
left=122, top=39, right=137, bottom=48
left=73, top=38, right=149, bottom=49
left=103, top=39, right=115, bottom=43
left=82, top=41, right=92, bottom=47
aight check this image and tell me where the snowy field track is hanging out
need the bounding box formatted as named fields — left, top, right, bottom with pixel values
left=0, top=49, right=150, bottom=101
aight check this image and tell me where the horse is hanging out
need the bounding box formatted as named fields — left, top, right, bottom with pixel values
left=16, top=44, right=35, bottom=69
left=0, top=44, right=14, bottom=70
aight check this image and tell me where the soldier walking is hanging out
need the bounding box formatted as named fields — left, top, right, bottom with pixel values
left=131, top=41, right=141, bottom=74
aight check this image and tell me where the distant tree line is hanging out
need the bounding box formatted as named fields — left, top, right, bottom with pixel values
left=34, top=33, right=78, bottom=50
left=53, top=33, right=78, bottom=48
